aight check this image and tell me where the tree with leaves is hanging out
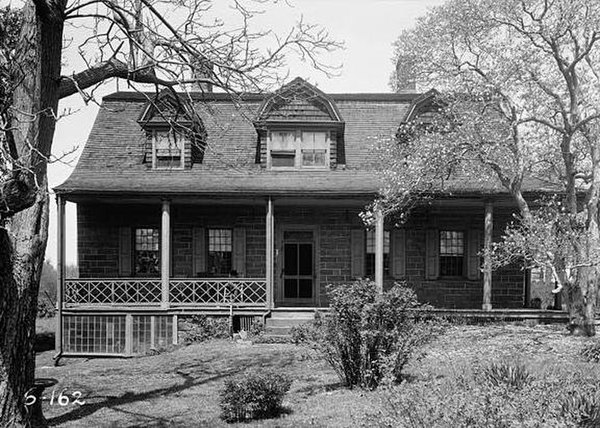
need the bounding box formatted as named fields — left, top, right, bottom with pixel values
left=381, top=0, right=600, bottom=335
left=0, top=0, right=339, bottom=425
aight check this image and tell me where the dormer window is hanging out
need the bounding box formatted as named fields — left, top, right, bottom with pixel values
left=268, top=130, right=330, bottom=169
left=152, top=129, right=186, bottom=169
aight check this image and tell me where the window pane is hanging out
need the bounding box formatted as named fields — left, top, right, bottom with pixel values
left=365, top=230, right=390, bottom=276
left=301, top=149, right=326, bottom=167
left=366, top=230, right=390, bottom=254
left=440, top=231, right=464, bottom=256
left=135, top=228, right=160, bottom=276
left=439, top=230, right=464, bottom=276
left=284, top=279, right=298, bottom=298
left=298, top=244, right=312, bottom=275
left=302, top=132, right=328, bottom=149
left=284, top=244, right=298, bottom=275
left=154, top=130, right=184, bottom=168
left=298, top=279, right=312, bottom=298
left=208, top=229, right=232, bottom=275
left=271, top=152, right=295, bottom=167
left=155, top=131, right=183, bottom=152
left=271, top=131, right=295, bottom=150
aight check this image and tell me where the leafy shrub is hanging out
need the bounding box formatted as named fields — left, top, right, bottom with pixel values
left=37, top=298, right=56, bottom=318
left=561, top=388, right=600, bottom=427
left=581, top=340, right=600, bottom=363
left=482, top=360, right=532, bottom=390
left=301, top=280, right=441, bottom=389
left=180, top=315, right=230, bottom=343
left=219, top=370, right=291, bottom=422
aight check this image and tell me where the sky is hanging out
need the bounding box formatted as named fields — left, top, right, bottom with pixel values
left=45, top=0, right=446, bottom=266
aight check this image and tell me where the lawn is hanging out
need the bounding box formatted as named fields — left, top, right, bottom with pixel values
left=35, top=320, right=600, bottom=427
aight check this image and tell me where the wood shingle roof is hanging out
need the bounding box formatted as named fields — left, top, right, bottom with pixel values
left=54, top=86, right=555, bottom=198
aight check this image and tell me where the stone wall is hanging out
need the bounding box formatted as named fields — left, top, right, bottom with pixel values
left=76, top=201, right=528, bottom=309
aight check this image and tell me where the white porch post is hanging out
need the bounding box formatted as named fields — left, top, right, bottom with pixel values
left=482, top=201, right=493, bottom=311
left=266, top=197, right=274, bottom=308
left=375, top=209, right=384, bottom=293
left=55, top=195, right=66, bottom=354
left=161, top=199, right=171, bottom=309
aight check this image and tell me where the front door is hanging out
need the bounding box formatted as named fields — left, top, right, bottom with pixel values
left=282, top=230, right=314, bottom=305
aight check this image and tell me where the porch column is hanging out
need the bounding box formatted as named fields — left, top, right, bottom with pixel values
left=482, top=201, right=493, bottom=311
left=375, top=209, right=384, bottom=293
left=55, top=195, right=66, bottom=354
left=266, top=197, right=274, bottom=308
left=161, top=199, right=170, bottom=309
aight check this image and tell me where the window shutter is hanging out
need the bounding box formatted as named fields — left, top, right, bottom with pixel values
left=119, top=227, right=132, bottom=276
left=467, top=230, right=481, bottom=280
left=425, top=229, right=439, bottom=280
left=351, top=229, right=365, bottom=278
left=233, top=227, right=246, bottom=277
left=192, top=227, right=206, bottom=276
left=391, top=229, right=406, bottom=278
left=329, top=131, right=337, bottom=167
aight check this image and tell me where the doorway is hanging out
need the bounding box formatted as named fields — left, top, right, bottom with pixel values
left=281, top=230, right=315, bottom=305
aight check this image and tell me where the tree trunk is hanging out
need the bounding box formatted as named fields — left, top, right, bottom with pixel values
left=566, top=265, right=597, bottom=337
left=0, top=192, right=49, bottom=427
left=0, top=0, right=64, bottom=425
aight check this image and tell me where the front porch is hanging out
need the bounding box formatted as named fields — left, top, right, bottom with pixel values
left=55, top=195, right=564, bottom=356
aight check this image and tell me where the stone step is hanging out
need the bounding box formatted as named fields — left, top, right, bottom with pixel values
left=269, top=310, right=316, bottom=320
left=265, top=318, right=314, bottom=327
left=265, top=326, right=294, bottom=335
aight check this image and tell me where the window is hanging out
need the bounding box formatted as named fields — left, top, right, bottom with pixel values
left=365, top=230, right=390, bottom=277
left=269, top=130, right=329, bottom=169
left=135, top=228, right=160, bottom=276
left=208, top=229, right=233, bottom=276
left=439, top=231, right=464, bottom=276
left=152, top=129, right=185, bottom=169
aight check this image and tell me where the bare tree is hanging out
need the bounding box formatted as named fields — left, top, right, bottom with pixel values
left=382, top=0, right=600, bottom=335
left=0, top=1, right=340, bottom=425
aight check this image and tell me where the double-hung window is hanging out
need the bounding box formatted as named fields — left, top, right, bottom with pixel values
left=439, top=230, right=464, bottom=276
left=208, top=228, right=233, bottom=276
left=152, top=129, right=185, bottom=169
left=269, top=131, right=329, bottom=169
left=134, top=228, right=160, bottom=276
left=365, top=229, right=390, bottom=277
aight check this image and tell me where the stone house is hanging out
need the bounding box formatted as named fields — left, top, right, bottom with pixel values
left=53, top=78, right=560, bottom=356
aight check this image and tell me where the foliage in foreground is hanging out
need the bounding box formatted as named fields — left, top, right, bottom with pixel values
left=180, top=315, right=230, bottom=343
left=365, top=360, right=600, bottom=427
left=219, top=370, right=291, bottom=423
left=581, top=340, right=600, bottom=363
left=295, top=280, right=443, bottom=389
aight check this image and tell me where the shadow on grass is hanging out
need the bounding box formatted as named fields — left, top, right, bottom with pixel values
left=295, top=381, right=345, bottom=397
left=35, top=332, right=55, bottom=353
left=47, top=367, right=243, bottom=426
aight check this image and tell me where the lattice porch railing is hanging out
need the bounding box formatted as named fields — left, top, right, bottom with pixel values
left=64, top=279, right=162, bottom=306
left=170, top=279, right=267, bottom=306
left=64, top=278, right=268, bottom=307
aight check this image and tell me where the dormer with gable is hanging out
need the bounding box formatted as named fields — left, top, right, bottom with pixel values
left=138, top=89, right=206, bottom=169
left=254, top=77, right=345, bottom=170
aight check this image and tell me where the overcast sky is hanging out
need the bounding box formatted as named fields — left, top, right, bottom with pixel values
left=45, top=0, right=445, bottom=266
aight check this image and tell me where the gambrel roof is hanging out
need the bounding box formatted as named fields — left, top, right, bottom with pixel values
left=54, top=80, right=556, bottom=198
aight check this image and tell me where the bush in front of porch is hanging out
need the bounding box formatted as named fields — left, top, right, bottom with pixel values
left=295, top=280, right=444, bottom=389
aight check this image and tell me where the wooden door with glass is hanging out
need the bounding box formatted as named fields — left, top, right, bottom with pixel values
left=280, top=230, right=315, bottom=306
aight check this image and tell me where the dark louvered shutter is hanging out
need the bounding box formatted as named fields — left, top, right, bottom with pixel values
left=119, top=227, right=132, bottom=276
left=425, top=229, right=439, bottom=279
left=351, top=229, right=365, bottom=278
left=391, top=229, right=406, bottom=278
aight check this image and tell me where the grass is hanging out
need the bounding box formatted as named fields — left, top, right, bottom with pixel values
left=34, top=321, right=600, bottom=427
